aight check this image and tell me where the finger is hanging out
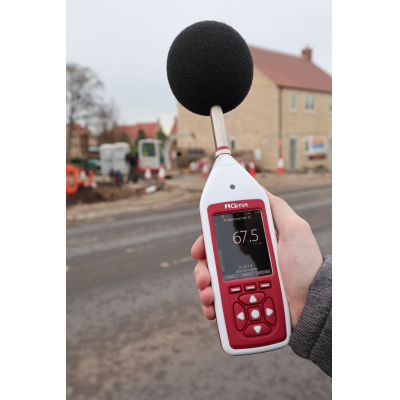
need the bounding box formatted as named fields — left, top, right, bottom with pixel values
left=261, top=186, right=301, bottom=233
left=191, top=235, right=206, bottom=260
left=194, top=259, right=211, bottom=290
left=199, top=286, right=214, bottom=306
left=202, top=304, right=216, bottom=320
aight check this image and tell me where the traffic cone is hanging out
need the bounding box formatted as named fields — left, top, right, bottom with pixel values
left=158, top=164, right=166, bottom=181
left=239, top=158, right=246, bottom=169
left=202, top=162, right=209, bottom=177
left=144, top=164, right=152, bottom=180
left=79, top=167, right=86, bottom=186
left=248, top=159, right=256, bottom=178
left=88, top=169, right=94, bottom=187
left=143, top=184, right=158, bottom=194
left=277, top=154, right=284, bottom=174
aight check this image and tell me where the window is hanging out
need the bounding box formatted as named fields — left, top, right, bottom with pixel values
left=142, top=143, right=155, bottom=156
left=329, top=97, right=332, bottom=112
left=291, top=94, right=296, bottom=110
left=305, top=95, right=315, bottom=110
left=230, top=137, right=236, bottom=149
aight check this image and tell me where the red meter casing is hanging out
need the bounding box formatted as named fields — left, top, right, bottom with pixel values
left=200, top=155, right=291, bottom=355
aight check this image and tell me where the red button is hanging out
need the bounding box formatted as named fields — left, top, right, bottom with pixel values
left=233, top=302, right=246, bottom=331
left=245, top=284, right=256, bottom=291
left=264, top=298, right=276, bottom=325
left=230, top=287, right=242, bottom=294
left=238, top=292, right=265, bottom=306
left=248, top=307, right=261, bottom=321
left=243, top=323, right=271, bottom=337
left=259, top=282, right=271, bottom=289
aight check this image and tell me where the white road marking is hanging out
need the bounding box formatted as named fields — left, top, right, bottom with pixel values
left=173, top=256, right=193, bottom=265
left=160, top=262, right=170, bottom=268
left=292, top=198, right=332, bottom=212
left=67, top=224, right=198, bottom=259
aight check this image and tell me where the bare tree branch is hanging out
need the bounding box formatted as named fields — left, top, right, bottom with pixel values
left=66, top=63, right=105, bottom=162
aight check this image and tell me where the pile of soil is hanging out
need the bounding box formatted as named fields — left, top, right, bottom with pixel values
left=66, top=186, right=137, bottom=207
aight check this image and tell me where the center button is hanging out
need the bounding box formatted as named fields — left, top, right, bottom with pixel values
left=248, top=306, right=262, bottom=321
left=251, top=309, right=260, bottom=318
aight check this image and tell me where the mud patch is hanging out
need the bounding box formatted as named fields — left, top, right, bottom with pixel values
left=66, top=187, right=137, bottom=208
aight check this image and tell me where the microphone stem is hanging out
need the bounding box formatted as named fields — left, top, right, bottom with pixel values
left=210, top=106, right=231, bottom=157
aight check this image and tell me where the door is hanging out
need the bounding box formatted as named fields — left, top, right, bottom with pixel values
left=139, top=139, right=162, bottom=171
left=290, top=137, right=297, bottom=171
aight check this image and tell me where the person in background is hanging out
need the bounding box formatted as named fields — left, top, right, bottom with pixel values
left=108, top=169, right=123, bottom=187
left=125, top=153, right=139, bottom=183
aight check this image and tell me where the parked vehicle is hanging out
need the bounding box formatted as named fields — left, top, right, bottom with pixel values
left=99, top=142, right=130, bottom=175
left=138, top=132, right=195, bottom=172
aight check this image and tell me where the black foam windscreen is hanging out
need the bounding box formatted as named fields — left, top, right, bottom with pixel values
left=167, top=21, right=254, bottom=116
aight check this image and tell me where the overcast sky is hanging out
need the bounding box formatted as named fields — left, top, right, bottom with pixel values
left=67, top=0, right=332, bottom=132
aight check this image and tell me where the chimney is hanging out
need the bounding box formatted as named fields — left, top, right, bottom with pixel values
left=302, top=46, right=312, bottom=61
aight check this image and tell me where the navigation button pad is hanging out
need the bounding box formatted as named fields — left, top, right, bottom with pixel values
left=231, top=288, right=278, bottom=338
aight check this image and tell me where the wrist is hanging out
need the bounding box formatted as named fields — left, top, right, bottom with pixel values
left=288, top=296, right=308, bottom=331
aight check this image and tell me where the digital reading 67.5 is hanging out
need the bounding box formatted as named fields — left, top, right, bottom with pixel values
left=212, top=210, right=272, bottom=281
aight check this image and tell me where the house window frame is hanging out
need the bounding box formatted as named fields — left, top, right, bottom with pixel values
left=229, top=136, right=236, bottom=150
left=305, top=95, right=315, bottom=112
left=291, top=93, right=297, bottom=111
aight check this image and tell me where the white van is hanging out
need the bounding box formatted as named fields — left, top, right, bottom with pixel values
left=138, top=139, right=165, bottom=172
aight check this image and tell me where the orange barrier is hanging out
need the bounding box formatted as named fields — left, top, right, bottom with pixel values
left=66, top=164, right=79, bottom=195
left=88, top=169, right=94, bottom=187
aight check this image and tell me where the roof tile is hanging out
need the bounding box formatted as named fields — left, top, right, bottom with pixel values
left=249, top=46, right=332, bottom=93
left=114, top=123, right=159, bottom=139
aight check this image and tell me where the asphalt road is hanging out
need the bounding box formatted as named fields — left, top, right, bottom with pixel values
left=67, top=185, right=332, bottom=400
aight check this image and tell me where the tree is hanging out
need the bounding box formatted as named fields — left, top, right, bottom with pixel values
left=96, top=101, right=118, bottom=145
left=135, top=129, right=146, bottom=147
left=157, top=128, right=168, bottom=142
left=66, top=63, right=104, bottom=162
left=120, top=132, right=130, bottom=144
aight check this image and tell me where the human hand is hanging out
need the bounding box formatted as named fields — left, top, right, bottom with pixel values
left=191, top=187, right=323, bottom=330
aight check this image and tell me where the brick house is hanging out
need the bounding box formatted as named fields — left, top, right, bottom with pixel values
left=98, top=122, right=161, bottom=147
left=176, top=46, right=332, bottom=171
left=66, top=123, right=98, bottom=160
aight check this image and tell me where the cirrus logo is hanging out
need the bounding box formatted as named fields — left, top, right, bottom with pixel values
left=225, top=202, right=248, bottom=209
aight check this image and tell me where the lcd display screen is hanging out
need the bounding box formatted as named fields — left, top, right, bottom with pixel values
left=212, top=209, right=272, bottom=281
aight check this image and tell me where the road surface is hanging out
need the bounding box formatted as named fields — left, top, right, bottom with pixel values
left=67, top=185, right=332, bottom=400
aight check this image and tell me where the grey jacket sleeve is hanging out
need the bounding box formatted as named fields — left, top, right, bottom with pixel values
left=289, top=255, right=332, bottom=377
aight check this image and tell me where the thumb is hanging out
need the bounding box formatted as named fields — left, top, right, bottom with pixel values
left=261, top=186, right=300, bottom=234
